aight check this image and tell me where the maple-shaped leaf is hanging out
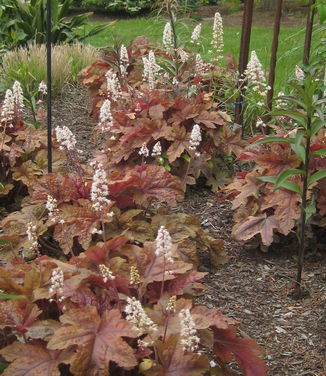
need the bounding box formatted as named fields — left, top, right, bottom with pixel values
left=166, top=125, right=189, bottom=163
left=0, top=341, right=72, bottom=376
left=213, top=327, right=267, bottom=376
left=195, top=110, right=226, bottom=129
left=248, top=144, right=300, bottom=176
left=231, top=171, right=262, bottom=210
left=130, top=165, right=184, bottom=207
left=47, top=306, right=138, bottom=374
left=30, top=173, right=89, bottom=204
left=53, top=199, right=102, bottom=253
left=219, top=127, right=247, bottom=157
left=261, top=186, right=301, bottom=235
left=144, top=335, right=209, bottom=376
left=232, top=214, right=279, bottom=246
left=12, top=160, right=42, bottom=186
left=15, top=127, right=47, bottom=154
left=0, top=300, right=41, bottom=333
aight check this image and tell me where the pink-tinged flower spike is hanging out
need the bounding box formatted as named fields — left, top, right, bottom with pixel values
left=38, top=81, right=47, bottom=95
left=243, top=51, right=269, bottom=106
left=46, top=195, right=60, bottom=222
left=151, top=141, right=162, bottom=157
left=55, top=125, right=77, bottom=151
left=295, top=65, right=305, bottom=81
left=99, top=264, right=115, bottom=282
left=120, top=44, right=129, bottom=77
left=189, top=123, right=202, bottom=153
left=142, top=50, right=161, bottom=91
left=91, top=163, right=112, bottom=213
left=191, top=24, right=201, bottom=44
left=178, top=48, right=189, bottom=63
left=163, top=22, right=173, bottom=53
left=179, top=308, right=200, bottom=352
left=212, top=12, right=224, bottom=61
left=98, top=99, right=113, bottom=133
left=26, top=222, right=39, bottom=255
left=195, top=53, right=205, bottom=76
left=1, top=89, right=14, bottom=126
left=49, top=268, right=65, bottom=303
left=105, top=69, right=122, bottom=101
left=12, top=81, right=24, bottom=112
left=125, top=297, right=158, bottom=336
left=139, top=142, right=149, bottom=158
left=155, top=225, right=173, bottom=263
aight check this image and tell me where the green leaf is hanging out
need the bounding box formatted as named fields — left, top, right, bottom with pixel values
left=274, top=169, right=304, bottom=190
left=307, top=169, right=326, bottom=186
left=290, top=130, right=306, bottom=163
left=311, top=148, right=326, bottom=157
left=0, top=292, right=25, bottom=300
left=252, top=136, right=295, bottom=147
left=258, top=176, right=277, bottom=184
left=304, top=199, right=316, bottom=223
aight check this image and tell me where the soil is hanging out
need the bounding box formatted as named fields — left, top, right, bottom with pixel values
left=31, top=85, right=326, bottom=374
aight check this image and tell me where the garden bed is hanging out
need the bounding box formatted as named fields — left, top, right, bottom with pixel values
left=36, top=84, right=326, bottom=375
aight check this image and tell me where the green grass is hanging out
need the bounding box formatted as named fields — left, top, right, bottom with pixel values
left=82, top=17, right=322, bottom=93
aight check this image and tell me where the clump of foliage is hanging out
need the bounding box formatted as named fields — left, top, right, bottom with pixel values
left=78, top=16, right=243, bottom=190
left=0, top=84, right=267, bottom=376
left=223, top=64, right=326, bottom=295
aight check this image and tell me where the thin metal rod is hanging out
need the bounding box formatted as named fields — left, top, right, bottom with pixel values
left=235, top=0, right=254, bottom=127
left=267, top=0, right=283, bottom=113
left=47, top=0, right=52, bottom=173
left=303, top=0, right=316, bottom=65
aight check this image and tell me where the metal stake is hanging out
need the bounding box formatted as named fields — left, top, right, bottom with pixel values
left=303, top=0, right=316, bottom=65
left=47, top=0, right=52, bottom=173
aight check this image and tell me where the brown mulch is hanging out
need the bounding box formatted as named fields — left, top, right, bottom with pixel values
left=34, top=85, right=326, bottom=375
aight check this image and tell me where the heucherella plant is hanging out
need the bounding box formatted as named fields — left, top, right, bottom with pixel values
left=252, top=72, right=326, bottom=296
left=106, top=69, right=122, bottom=102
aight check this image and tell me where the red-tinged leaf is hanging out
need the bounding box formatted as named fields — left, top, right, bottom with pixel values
left=165, top=272, right=207, bottom=296
left=131, top=165, right=184, bottom=207
left=12, top=160, right=42, bottom=186
left=166, top=125, right=189, bottom=163
left=250, top=144, right=300, bottom=176
left=231, top=171, right=262, bottom=210
left=77, top=236, right=129, bottom=269
left=213, top=327, right=267, bottom=376
left=191, top=306, right=237, bottom=329
left=47, top=306, right=138, bottom=374
left=145, top=335, right=209, bottom=376
left=30, top=173, right=89, bottom=204
left=232, top=214, right=279, bottom=246
left=310, top=144, right=326, bottom=152
left=261, top=188, right=301, bottom=235
left=195, top=111, right=226, bottom=129
left=149, top=104, right=165, bottom=120
left=0, top=342, right=73, bottom=376
left=53, top=199, right=102, bottom=253
left=219, top=127, right=248, bottom=157
left=0, top=300, right=41, bottom=332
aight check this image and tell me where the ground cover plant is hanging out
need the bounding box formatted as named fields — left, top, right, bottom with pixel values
left=0, top=67, right=266, bottom=376
left=78, top=12, right=245, bottom=190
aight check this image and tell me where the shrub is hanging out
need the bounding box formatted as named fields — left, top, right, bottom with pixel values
left=0, top=43, right=98, bottom=95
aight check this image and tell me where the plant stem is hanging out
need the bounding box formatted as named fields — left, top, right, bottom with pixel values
left=163, top=312, right=170, bottom=343
left=295, top=115, right=311, bottom=296
left=160, top=256, right=166, bottom=299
